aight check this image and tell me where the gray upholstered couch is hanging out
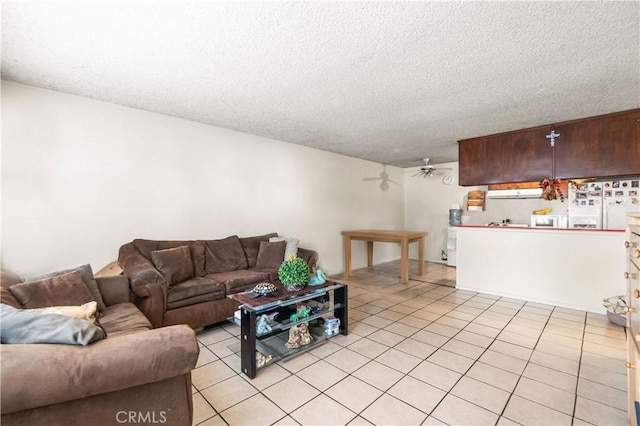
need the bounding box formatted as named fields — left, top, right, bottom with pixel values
left=118, top=233, right=318, bottom=329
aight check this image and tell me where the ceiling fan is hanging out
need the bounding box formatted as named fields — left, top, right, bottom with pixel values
left=412, top=158, right=453, bottom=178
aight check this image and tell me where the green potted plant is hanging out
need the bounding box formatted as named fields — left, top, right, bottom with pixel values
left=278, top=254, right=310, bottom=291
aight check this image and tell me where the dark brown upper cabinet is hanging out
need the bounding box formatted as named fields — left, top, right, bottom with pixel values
left=458, top=125, right=553, bottom=185
left=458, top=109, right=640, bottom=186
left=555, top=110, right=640, bottom=179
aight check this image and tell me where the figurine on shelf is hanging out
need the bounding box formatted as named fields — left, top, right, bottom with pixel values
left=285, top=322, right=313, bottom=349
left=256, top=350, right=272, bottom=368
left=289, top=309, right=311, bottom=322
left=324, top=317, right=341, bottom=337
left=289, top=304, right=311, bottom=322
left=308, top=268, right=327, bottom=286
left=309, top=306, right=322, bottom=316
left=298, top=322, right=313, bottom=346
left=285, top=325, right=301, bottom=348
left=256, top=312, right=278, bottom=335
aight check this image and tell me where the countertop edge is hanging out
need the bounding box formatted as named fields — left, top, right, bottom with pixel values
left=455, top=225, right=624, bottom=233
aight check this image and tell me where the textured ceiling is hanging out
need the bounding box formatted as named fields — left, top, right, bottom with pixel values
left=2, top=1, right=639, bottom=167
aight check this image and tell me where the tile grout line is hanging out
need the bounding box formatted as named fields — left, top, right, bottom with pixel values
left=192, top=262, right=626, bottom=425
left=420, top=292, right=530, bottom=422
left=352, top=284, right=516, bottom=421
left=570, top=305, right=588, bottom=424
left=495, top=304, right=561, bottom=424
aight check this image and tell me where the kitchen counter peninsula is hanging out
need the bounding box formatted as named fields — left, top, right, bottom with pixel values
left=456, top=226, right=625, bottom=313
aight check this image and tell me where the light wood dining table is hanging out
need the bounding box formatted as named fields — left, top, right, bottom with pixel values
left=341, top=230, right=428, bottom=284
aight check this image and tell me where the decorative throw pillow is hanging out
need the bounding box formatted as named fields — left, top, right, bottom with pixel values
left=28, top=301, right=98, bottom=323
left=204, top=235, right=248, bottom=273
left=240, top=233, right=279, bottom=268
left=0, top=303, right=105, bottom=346
left=9, top=271, right=95, bottom=309
left=255, top=241, right=287, bottom=269
left=155, top=241, right=207, bottom=277
left=24, top=264, right=106, bottom=313
left=151, top=245, right=195, bottom=287
left=269, top=237, right=300, bottom=261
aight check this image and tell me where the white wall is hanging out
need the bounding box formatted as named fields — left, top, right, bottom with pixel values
left=404, top=161, right=568, bottom=263
left=404, top=162, right=482, bottom=263
left=1, top=82, right=404, bottom=276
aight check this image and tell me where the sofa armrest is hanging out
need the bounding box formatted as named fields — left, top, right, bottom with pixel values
left=135, top=282, right=167, bottom=329
left=1, top=325, right=198, bottom=415
left=96, top=276, right=132, bottom=306
left=298, top=247, right=319, bottom=269
left=118, top=242, right=165, bottom=297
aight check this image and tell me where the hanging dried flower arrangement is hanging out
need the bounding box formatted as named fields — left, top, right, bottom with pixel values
left=540, top=131, right=565, bottom=202
left=540, top=178, right=564, bottom=201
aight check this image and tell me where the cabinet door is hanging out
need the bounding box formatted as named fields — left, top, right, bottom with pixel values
left=555, top=109, right=640, bottom=179
left=458, top=125, right=553, bottom=186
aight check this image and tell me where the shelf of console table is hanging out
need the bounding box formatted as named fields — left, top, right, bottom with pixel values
left=228, top=281, right=348, bottom=378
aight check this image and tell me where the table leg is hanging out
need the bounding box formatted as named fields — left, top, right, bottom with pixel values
left=344, top=236, right=352, bottom=276
left=334, top=285, right=348, bottom=336
left=367, top=241, right=374, bottom=267
left=400, top=239, right=409, bottom=283
left=240, top=307, right=257, bottom=378
left=418, top=236, right=425, bottom=276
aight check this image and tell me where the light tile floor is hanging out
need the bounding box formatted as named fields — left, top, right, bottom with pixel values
left=191, top=260, right=627, bottom=425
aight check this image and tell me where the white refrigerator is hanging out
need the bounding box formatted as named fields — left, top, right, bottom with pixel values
left=568, top=179, right=640, bottom=230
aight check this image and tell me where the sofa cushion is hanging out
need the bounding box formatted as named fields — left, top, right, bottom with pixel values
left=167, top=277, right=226, bottom=310
left=269, top=236, right=300, bottom=260
left=151, top=246, right=195, bottom=287
left=240, top=233, right=278, bottom=268
left=205, top=270, right=271, bottom=294
left=0, top=303, right=105, bottom=345
left=99, top=302, right=152, bottom=337
left=10, top=271, right=95, bottom=309
left=167, top=293, right=226, bottom=310
left=255, top=241, right=286, bottom=269
left=204, top=235, right=248, bottom=273
left=134, top=239, right=206, bottom=277
left=23, top=264, right=106, bottom=313
left=249, top=267, right=280, bottom=283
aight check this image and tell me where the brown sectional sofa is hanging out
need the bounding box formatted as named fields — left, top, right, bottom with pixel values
left=118, top=233, right=318, bottom=329
left=0, top=270, right=199, bottom=426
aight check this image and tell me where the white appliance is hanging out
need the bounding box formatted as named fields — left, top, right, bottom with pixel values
left=486, top=188, right=543, bottom=199
left=446, top=227, right=457, bottom=267
left=568, top=179, right=640, bottom=230
left=530, top=214, right=568, bottom=228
